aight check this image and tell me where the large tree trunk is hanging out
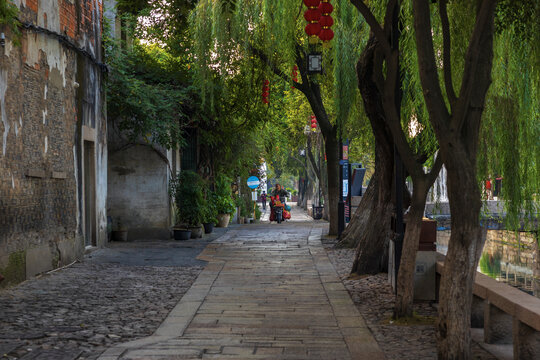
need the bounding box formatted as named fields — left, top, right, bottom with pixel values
left=437, top=152, right=485, bottom=358
left=337, top=178, right=375, bottom=248
left=409, top=1, right=496, bottom=356
left=350, top=168, right=393, bottom=274
left=345, top=35, right=395, bottom=273
left=395, top=179, right=430, bottom=318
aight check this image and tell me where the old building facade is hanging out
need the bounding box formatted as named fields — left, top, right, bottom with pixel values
left=0, top=0, right=107, bottom=286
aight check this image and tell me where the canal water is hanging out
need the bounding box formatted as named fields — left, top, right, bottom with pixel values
left=436, top=229, right=540, bottom=298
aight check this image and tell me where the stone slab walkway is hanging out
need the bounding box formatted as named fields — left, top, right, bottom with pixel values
left=99, top=221, right=384, bottom=359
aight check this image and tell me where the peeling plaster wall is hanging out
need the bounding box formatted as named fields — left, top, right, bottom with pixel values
left=0, top=0, right=106, bottom=287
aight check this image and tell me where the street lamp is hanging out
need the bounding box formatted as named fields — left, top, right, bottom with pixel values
left=307, top=53, right=322, bottom=74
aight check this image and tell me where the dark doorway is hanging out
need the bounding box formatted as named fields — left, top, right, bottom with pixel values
left=84, top=140, right=97, bottom=247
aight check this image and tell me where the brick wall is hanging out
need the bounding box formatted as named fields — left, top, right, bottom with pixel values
left=0, top=0, right=106, bottom=287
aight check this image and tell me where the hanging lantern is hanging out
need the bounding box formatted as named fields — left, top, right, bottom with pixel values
left=305, top=22, right=321, bottom=37
left=262, top=80, right=270, bottom=104
left=291, top=65, right=298, bottom=89
left=303, top=0, right=322, bottom=44
left=318, top=1, right=334, bottom=44
left=310, top=115, right=317, bottom=131
left=303, top=8, right=322, bottom=22
left=319, top=15, right=333, bottom=28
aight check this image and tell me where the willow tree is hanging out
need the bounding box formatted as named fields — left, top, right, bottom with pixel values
left=190, top=0, right=366, bottom=235
left=413, top=1, right=497, bottom=357
left=479, top=0, right=540, bottom=230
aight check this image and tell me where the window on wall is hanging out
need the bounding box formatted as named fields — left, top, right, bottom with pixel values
left=181, top=128, right=197, bottom=171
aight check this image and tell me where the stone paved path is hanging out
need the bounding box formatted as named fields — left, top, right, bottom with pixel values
left=99, top=219, right=384, bottom=359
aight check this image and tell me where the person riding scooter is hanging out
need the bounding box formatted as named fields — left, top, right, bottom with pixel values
left=269, top=184, right=291, bottom=222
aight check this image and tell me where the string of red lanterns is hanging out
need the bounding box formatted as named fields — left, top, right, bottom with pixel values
left=319, top=0, right=334, bottom=42
left=262, top=79, right=269, bottom=104
left=310, top=114, right=317, bottom=131
left=303, top=0, right=321, bottom=43
left=291, top=65, right=298, bottom=89
left=303, top=0, right=334, bottom=44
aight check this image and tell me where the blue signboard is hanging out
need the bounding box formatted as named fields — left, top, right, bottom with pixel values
left=247, top=176, right=260, bottom=189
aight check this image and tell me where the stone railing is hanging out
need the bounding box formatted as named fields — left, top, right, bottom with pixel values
left=436, top=260, right=540, bottom=359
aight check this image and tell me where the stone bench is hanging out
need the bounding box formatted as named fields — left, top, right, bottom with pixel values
left=436, top=260, right=540, bottom=359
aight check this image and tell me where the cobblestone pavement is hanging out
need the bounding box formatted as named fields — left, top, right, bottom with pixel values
left=99, top=213, right=384, bottom=359
left=324, top=239, right=498, bottom=360
left=0, top=229, right=229, bottom=360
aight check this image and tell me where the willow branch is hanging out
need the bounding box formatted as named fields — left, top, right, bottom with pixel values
left=350, top=0, right=392, bottom=55
left=439, top=0, right=457, bottom=108
left=383, top=51, right=424, bottom=179
left=412, top=0, right=450, bottom=135
left=307, top=135, right=322, bottom=181
left=451, top=0, right=497, bottom=134
left=249, top=45, right=305, bottom=92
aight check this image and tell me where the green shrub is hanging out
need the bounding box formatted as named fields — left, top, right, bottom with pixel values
left=214, top=174, right=235, bottom=215
left=169, top=171, right=204, bottom=226
left=254, top=205, right=262, bottom=220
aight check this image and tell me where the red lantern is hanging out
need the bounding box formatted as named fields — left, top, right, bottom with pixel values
left=319, top=15, right=333, bottom=27
left=304, top=8, right=322, bottom=22
left=262, top=80, right=270, bottom=104
left=319, top=2, right=333, bottom=14
left=303, top=0, right=320, bottom=6
left=305, top=22, right=321, bottom=36
left=319, top=28, right=334, bottom=41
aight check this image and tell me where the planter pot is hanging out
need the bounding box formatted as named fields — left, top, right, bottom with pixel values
left=189, top=226, right=203, bottom=239
left=173, top=228, right=191, bottom=240
left=112, top=230, right=128, bottom=242
left=217, top=213, right=231, bottom=228
left=203, top=223, right=214, bottom=234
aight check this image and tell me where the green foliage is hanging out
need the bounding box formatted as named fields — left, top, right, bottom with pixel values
left=201, top=185, right=218, bottom=224
left=0, top=0, right=20, bottom=45
left=479, top=251, right=502, bottom=280
left=116, top=0, right=150, bottom=15
left=478, top=10, right=540, bottom=230
left=254, top=205, right=262, bottom=220
left=214, top=174, right=236, bottom=215
left=104, top=14, right=194, bottom=149
left=169, top=171, right=205, bottom=226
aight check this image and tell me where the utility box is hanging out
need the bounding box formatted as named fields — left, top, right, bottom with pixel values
left=414, top=219, right=437, bottom=301
left=389, top=218, right=437, bottom=301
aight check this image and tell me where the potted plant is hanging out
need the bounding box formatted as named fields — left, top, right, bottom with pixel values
left=244, top=196, right=254, bottom=224
left=202, top=194, right=217, bottom=234
left=214, top=175, right=235, bottom=227
left=254, top=205, right=262, bottom=223
left=169, top=171, right=205, bottom=239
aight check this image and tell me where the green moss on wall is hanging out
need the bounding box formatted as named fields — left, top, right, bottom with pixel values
left=0, top=251, right=26, bottom=288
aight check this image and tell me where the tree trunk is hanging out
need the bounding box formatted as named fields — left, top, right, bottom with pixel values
left=436, top=151, right=485, bottom=359
left=344, top=34, right=395, bottom=273
left=350, top=159, right=394, bottom=274
left=394, top=180, right=429, bottom=318
left=336, top=178, right=375, bottom=248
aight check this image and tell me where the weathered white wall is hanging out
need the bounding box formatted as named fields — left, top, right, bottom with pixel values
left=108, top=145, right=170, bottom=240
